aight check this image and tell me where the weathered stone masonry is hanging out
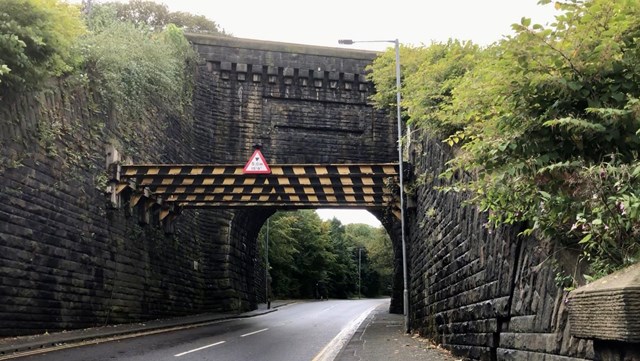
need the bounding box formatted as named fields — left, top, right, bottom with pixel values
left=187, top=35, right=402, bottom=314
left=0, top=82, right=207, bottom=336
left=189, top=35, right=396, bottom=165
left=0, top=34, right=616, bottom=361
left=0, top=36, right=400, bottom=336
left=407, top=133, right=595, bottom=360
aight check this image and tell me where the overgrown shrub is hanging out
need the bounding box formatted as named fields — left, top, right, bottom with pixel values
left=82, top=21, right=195, bottom=121
left=0, top=0, right=85, bottom=96
left=369, top=0, right=640, bottom=277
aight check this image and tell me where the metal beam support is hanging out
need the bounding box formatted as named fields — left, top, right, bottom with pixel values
left=117, top=163, right=402, bottom=210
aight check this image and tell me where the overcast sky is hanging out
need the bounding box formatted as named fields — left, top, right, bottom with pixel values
left=158, top=0, right=559, bottom=50
left=78, top=0, right=560, bottom=227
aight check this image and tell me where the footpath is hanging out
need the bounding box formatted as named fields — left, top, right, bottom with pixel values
left=336, top=302, right=458, bottom=361
left=0, top=300, right=458, bottom=361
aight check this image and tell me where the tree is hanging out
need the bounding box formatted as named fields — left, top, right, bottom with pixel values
left=345, top=223, right=393, bottom=296
left=325, top=218, right=356, bottom=298
left=259, top=210, right=335, bottom=299
left=0, top=0, right=85, bottom=96
left=259, top=212, right=392, bottom=299
left=90, top=0, right=226, bottom=35
left=369, top=0, right=640, bottom=277
left=259, top=212, right=302, bottom=297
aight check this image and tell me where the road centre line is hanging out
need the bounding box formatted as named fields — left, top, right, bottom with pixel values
left=174, top=341, right=226, bottom=357
left=319, top=305, right=336, bottom=313
left=240, top=328, right=269, bottom=337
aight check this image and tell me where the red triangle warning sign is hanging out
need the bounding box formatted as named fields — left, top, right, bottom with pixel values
left=243, top=149, right=271, bottom=174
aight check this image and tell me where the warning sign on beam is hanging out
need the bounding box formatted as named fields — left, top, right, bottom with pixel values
left=243, top=149, right=271, bottom=174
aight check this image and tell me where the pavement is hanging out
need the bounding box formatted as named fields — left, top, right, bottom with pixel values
left=336, top=302, right=459, bottom=361
left=0, top=300, right=457, bottom=361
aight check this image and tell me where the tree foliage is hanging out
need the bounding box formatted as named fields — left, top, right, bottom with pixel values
left=0, top=0, right=85, bottom=95
left=369, top=0, right=640, bottom=278
left=345, top=223, right=394, bottom=296
left=259, top=211, right=393, bottom=299
left=82, top=20, right=195, bottom=122
left=90, top=0, right=226, bottom=35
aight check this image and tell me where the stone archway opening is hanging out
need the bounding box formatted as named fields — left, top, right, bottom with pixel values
left=252, top=208, right=398, bottom=307
left=106, top=159, right=405, bottom=313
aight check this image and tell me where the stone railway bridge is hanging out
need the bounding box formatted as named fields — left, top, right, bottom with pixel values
left=0, top=34, right=624, bottom=360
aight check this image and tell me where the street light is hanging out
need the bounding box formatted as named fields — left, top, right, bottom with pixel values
left=357, top=247, right=362, bottom=300
left=338, top=38, right=409, bottom=333
left=265, top=218, right=270, bottom=309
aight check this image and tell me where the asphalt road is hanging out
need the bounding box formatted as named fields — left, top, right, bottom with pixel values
left=14, top=299, right=387, bottom=361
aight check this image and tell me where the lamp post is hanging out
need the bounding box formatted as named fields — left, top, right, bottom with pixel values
left=358, top=247, right=362, bottom=300
left=265, top=218, right=270, bottom=309
left=338, top=38, right=409, bottom=333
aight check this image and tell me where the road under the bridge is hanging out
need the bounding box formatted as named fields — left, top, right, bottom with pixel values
left=12, top=299, right=386, bottom=361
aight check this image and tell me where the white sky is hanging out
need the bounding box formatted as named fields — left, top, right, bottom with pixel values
left=158, top=0, right=559, bottom=50
left=78, top=0, right=560, bottom=227
left=316, top=209, right=381, bottom=227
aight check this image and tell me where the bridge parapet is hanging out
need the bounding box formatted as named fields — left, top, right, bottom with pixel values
left=568, top=263, right=640, bottom=360
left=186, top=34, right=397, bottom=165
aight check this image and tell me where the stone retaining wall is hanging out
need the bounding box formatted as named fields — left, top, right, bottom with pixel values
left=0, top=81, right=212, bottom=336
left=0, top=36, right=401, bottom=336
left=407, top=133, right=595, bottom=360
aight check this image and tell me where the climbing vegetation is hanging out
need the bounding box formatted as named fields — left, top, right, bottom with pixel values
left=0, top=0, right=218, bottom=158
left=82, top=20, right=196, bottom=122
left=369, top=0, right=640, bottom=277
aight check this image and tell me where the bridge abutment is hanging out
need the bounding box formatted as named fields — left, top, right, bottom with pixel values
left=0, top=36, right=402, bottom=336
left=405, top=131, right=595, bottom=360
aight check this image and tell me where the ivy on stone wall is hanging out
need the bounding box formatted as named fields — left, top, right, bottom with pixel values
left=81, top=20, right=196, bottom=153
left=369, top=0, right=640, bottom=279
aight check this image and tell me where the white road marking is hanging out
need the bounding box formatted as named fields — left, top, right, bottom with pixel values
left=319, top=305, right=336, bottom=313
left=240, top=328, right=269, bottom=337
left=311, top=305, right=377, bottom=361
left=174, top=341, right=226, bottom=357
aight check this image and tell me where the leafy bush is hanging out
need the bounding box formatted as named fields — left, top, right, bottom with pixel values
left=82, top=20, right=195, bottom=122
left=370, top=0, right=640, bottom=276
left=0, top=0, right=85, bottom=95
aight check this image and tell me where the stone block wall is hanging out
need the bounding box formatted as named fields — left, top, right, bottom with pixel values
left=188, top=35, right=404, bottom=312
left=0, top=81, right=219, bottom=336
left=188, top=34, right=397, bottom=165
left=0, top=36, right=402, bottom=336
left=407, top=133, right=595, bottom=360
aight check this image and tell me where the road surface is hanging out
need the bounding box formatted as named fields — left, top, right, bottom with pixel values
left=13, top=298, right=387, bottom=361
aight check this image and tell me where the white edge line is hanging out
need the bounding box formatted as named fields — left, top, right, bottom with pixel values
left=311, top=305, right=377, bottom=361
left=174, top=340, right=226, bottom=357
left=240, top=328, right=269, bottom=338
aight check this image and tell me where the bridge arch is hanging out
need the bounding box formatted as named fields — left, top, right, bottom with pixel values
left=145, top=35, right=405, bottom=313
left=0, top=34, right=405, bottom=336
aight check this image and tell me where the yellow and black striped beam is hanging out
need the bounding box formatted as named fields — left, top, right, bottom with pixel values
left=117, top=163, right=399, bottom=209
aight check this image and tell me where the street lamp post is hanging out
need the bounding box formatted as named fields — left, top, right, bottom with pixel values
left=358, top=247, right=362, bottom=299
left=338, top=38, right=409, bottom=333
left=265, top=218, right=270, bottom=310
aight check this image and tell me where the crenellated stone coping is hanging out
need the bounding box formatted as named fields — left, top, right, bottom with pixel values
left=568, top=262, right=640, bottom=342
left=206, top=61, right=371, bottom=92
left=186, top=34, right=377, bottom=60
